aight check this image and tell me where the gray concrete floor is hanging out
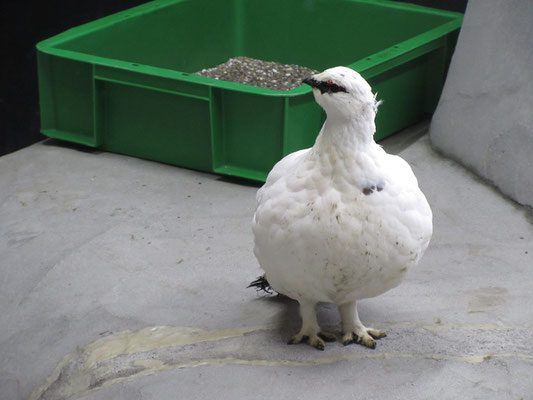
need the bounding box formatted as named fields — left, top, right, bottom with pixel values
left=1, top=123, right=532, bottom=400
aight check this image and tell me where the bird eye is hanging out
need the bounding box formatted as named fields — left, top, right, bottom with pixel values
left=315, top=81, right=348, bottom=94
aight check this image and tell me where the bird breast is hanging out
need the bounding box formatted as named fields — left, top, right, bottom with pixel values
left=253, top=149, right=432, bottom=304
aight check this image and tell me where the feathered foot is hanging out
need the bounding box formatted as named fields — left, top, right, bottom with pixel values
left=339, top=301, right=386, bottom=349
left=288, top=333, right=326, bottom=351
left=341, top=328, right=386, bottom=349
left=287, top=330, right=336, bottom=351
left=287, top=301, right=333, bottom=350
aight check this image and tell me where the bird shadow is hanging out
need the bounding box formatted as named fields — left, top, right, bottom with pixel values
left=251, top=293, right=342, bottom=341
left=251, top=294, right=301, bottom=339
left=250, top=291, right=392, bottom=342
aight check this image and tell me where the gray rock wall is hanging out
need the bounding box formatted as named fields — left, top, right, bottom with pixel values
left=429, top=0, right=533, bottom=207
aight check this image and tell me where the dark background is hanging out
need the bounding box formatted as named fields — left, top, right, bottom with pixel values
left=0, top=0, right=467, bottom=157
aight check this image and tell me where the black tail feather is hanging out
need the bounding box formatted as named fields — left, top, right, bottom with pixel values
left=247, top=275, right=276, bottom=295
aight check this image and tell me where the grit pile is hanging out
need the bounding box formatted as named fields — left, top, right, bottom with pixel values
left=195, top=57, right=319, bottom=91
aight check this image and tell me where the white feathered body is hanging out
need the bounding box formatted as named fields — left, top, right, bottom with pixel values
left=252, top=121, right=432, bottom=305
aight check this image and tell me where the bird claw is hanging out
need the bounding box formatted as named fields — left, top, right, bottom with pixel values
left=288, top=334, right=326, bottom=350
left=287, top=335, right=308, bottom=345
left=367, top=328, right=387, bottom=339
left=318, top=331, right=337, bottom=342
left=342, top=328, right=386, bottom=349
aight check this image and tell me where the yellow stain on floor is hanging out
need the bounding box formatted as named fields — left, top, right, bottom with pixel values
left=30, top=322, right=533, bottom=400
left=30, top=325, right=273, bottom=400
left=83, top=325, right=272, bottom=368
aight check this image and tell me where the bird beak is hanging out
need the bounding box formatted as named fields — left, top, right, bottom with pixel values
left=302, top=77, right=318, bottom=88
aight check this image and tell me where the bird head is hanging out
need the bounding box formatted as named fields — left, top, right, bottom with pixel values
left=302, top=66, right=380, bottom=122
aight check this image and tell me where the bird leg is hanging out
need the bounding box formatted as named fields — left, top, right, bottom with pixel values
left=288, top=301, right=333, bottom=350
left=339, top=301, right=386, bottom=349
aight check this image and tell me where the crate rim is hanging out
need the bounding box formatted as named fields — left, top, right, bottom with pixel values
left=35, top=0, right=463, bottom=98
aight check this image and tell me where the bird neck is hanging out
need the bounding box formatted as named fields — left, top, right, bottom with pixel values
left=315, top=114, right=377, bottom=155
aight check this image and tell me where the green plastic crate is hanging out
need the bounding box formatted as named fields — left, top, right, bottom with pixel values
left=36, top=0, right=462, bottom=181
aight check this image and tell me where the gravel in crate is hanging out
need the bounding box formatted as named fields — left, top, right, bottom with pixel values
left=195, top=57, right=319, bottom=91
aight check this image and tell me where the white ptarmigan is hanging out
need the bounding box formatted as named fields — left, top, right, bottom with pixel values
left=251, top=66, right=433, bottom=350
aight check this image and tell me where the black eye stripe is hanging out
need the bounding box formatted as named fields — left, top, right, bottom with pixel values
left=303, top=77, right=348, bottom=94
left=317, top=81, right=348, bottom=94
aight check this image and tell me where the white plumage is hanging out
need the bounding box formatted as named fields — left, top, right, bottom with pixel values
left=252, top=66, right=433, bottom=350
